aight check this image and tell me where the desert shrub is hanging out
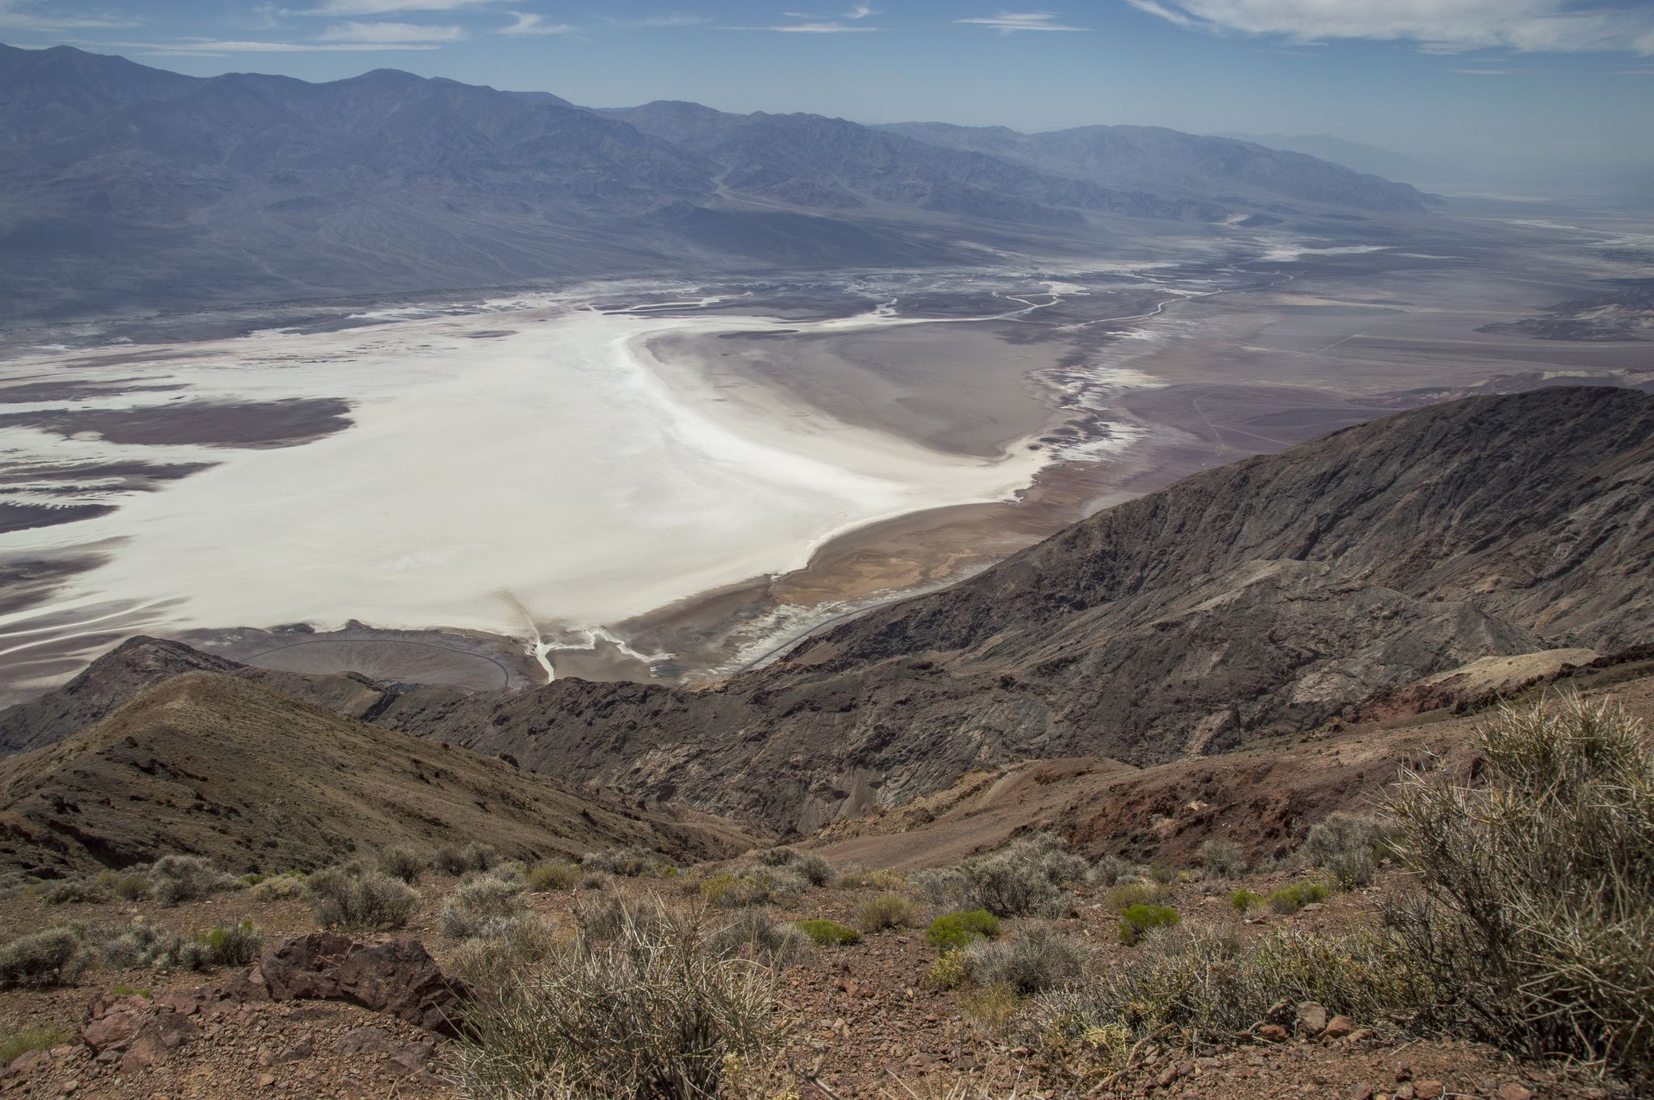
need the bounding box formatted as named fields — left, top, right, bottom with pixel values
left=247, top=874, right=307, bottom=902
left=96, top=870, right=153, bottom=902
left=1229, top=888, right=1263, bottom=914
left=525, top=860, right=581, bottom=893
left=40, top=877, right=107, bottom=905
left=914, top=833, right=1089, bottom=918
left=1197, top=838, right=1247, bottom=879
left=0, top=1024, right=69, bottom=1066
left=309, top=868, right=418, bottom=932
left=754, top=846, right=796, bottom=867
left=964, top=925, right=1092, bottom=996
left=148, top=855, right=239, bottom=906
left=960, top=984, right=1019, bottom=1035
left=1026, top=924, right=1421, bottom=1061
left=1385, top=695, right=1654, bottom=1078
left=449, top=914, right=562, bottom=995
left=0, top=929, right=87, bottom=989
left=377, top=847, right=426, bottom=884
left=1090, top=854, right=1134, bottom=887
left=792, top=853, right=834, bottom=887
left=707, top=909, right=810, bottom=967
left=927, top=950, right=969, bottom=990
left=434, top=843, right=501, bottom=876
left=795, top=919, right=861, bottom=947
left=1144, top=863, right=1178, bottom=886
left=1267, top=879, right=1332, bottom=914
left=836, top=867, right=908, bottom=892
left=925, top=909, right=1001, bottom=952
left=442, top=874, right=527, bottom=940
left=582, top=846, right=668, bottom=878
left=457, top=897, right=777, bottom=1099
left=855, top=892, right=921, bottom=932
left=1302, top=812, right=1388, bottom=888
left=161, top=921, right=263, bottom=972
left=85, top=922, right=174, bottom=969
left=1106, top=881, right=1170, bottom=911
left=1118, top=904, right=1181, bottom=945
left=700, top=868, right=804, bottom=909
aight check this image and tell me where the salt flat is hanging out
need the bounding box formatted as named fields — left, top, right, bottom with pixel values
left=0, top=291, right=1053, bottom=685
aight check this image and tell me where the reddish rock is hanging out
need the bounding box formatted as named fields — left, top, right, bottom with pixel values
left=1498, top=1085, right=1536, bottom=1100
left=1415, top=1081, right=1445, bottom=1100
left=1295, top=1001, right=1329, bottom=1036
left=1323, top=1015, right=1356, bottom=1040
left=1257, top=1024, right=1288, bottom=1043
left=245, top=932, right=470, bottom=1036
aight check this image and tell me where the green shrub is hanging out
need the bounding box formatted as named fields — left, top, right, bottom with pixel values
left=457, top=897, right=777, bottom=1099
left=1267, top=880, right=1332, bottom=915
left=1229, top=888, right=1263, bottom=914
left=442, top=874, right=527, bottom=941
left=524, top=860, right=580, bottom=893
left=964, top=925, right=1092, bottom=996
left=148, top=855, right=239, bottom=906
left=795, top=919, right=861, bottom=947
left=854, top=892, right=921, bottom=932
left=0, top=929, right=86, bottom=989
left=1197, top=838, right=1247, bottom=879
left=1302, top=812, right=1388, bottom=888
left=0, top=1025, right=69, bottom=1066
left=926, top=950, right=969, bottom=990
left=377, top=847, right=426, bottom=884
left=924, top=909, right=1001, bottom=952
left=1118, top=904, right=1180, bottom=945
left=309, top=868, right=418, bottom=932
left=1386, top=695, right=1654, bottom=1080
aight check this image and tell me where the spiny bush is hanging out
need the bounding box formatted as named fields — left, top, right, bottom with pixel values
left=457, top=897, right=777, bottom=1099
left=40, top=877, right=108, bottom=905
left=925, top=909, right=1001, bottom=952
left=855, top=892, right=922, bottom=932
left=707, top=908, right=810, bottom=967
left=1302, top=812, right=1389, bottom=888
left=963, top=924, right=1092, bottom=996
left=0, top=929, right=87, bottom=989
left=86, top=922, right=174, bottom=969
left=1267, top=879, right=1332, bottom=915
left=795, top=919, right=861, bottom=947
left=1386, top=694, right=1654, bottom=1080
left=1118, top=904, right=1180, bottom=945
left=792, top=853, right=834, bottom=887
left=913, top=833, right=1090, bottom=917
left=1026, top=924, right=1423, bottom=1062
left=0, top=1024, right=69, bottom=1066
left=148, top=855, right=239, bottom=906
left=434, top=843, right=501, bottom=876
left=161, top=921, right=263, bottom=972
left=582, top=846, right=670, bottom=878
left=442, top=874, right=527, bottom=941
left=525, top=860, right=581, bottom=893
left=308, top=867, right=418, bottom=932
left=377, top=847, right=426, bottom=884
left=448, top=913, right=562, bottom=995
left=1229, top=888, right=1263, bottom=914
left=754, top=846, right=797, bottom=867
left=573, top=894, right=626, bottom=942
left=247, top=873, right=307, bottom=902
left=97, top=870, right=152, bottom=902
left=1197, top=838, right=1247, bottom=879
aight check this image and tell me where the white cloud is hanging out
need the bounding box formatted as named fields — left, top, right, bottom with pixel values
left=0, top=0, right=132, bottom=31
left=113, top=38, right=444, bottom=53
left=499, top=12, right=573, bottom=35
left=318, top=19, right=467, bottom=42
left=846, top=3, right=876, bottom=17
left=956, top=11, right=1091, bottom=33
left=1120, top=0, right=1654, bottom=55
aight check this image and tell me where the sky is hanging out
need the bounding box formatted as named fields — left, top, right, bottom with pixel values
left=4, top=0, right=1653, bottom=185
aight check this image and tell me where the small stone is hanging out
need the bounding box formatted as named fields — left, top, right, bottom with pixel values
left=1323, top=1015, right=1356, bottom=1040
left=1415, top=1082, right=1444, bottom=1100
left=1498, top=1085, right=1535, bottom=1100
left=1155, top=1065, right=1180, bottom=1087
left=1395, top=1061, right=1414, bottom=1082
left=1350, top=1086, right=1374, bottom=1100
left=1258, top=1025, right=1288, bottom=1043
left=1395, top=1086, right=1415, bottom=1100
left=259, top=1072, right=277, bottom=1088
left=1295, top=1002, right=1329, bottom=1036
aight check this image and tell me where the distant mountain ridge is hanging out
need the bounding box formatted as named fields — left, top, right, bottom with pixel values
left=1, top=42, right=1436, bottom=319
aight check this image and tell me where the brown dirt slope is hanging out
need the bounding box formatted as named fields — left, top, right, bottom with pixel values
left=0, top=671, right=754, bottom=877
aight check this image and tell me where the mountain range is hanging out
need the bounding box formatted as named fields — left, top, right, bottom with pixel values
left=0, top=43, right=1433, bottom=320
left=4, top=386, right=1648, bottom=859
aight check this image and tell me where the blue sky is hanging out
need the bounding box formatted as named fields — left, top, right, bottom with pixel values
left=5, top=1, right=1653, bottom=178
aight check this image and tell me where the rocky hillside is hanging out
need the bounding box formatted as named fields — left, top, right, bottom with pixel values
left=0, top=671, right=753, bottom=876
left=5, top=387, right=1649, bottom=836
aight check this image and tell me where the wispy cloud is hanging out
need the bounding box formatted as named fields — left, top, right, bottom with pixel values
left=300, top=0, right=502, bottom=14
left=499, top=12, right=573, bottom=35
left=956, top=11, right=1091, bottom=33
left=741, top=4, right=881, bottom=32
left=1120, top=0, right=1654, bottom=56
left=317, top=19, right=467, bottom=42
left=107, top=38, right=445, bottom=54
left=599, top=13, right=712, bottom=29
left=0, top=0, right=133, bottom=32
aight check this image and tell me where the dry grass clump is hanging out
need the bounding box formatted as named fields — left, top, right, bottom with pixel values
left=1386, top=694, right=1654, bottom=1080
left=1266, top=879, right=1332, bottom=914
left=700, top=867, right=806, bottom=909
left=525, top=860, right=581, bottom=893
left=448, top=914, right=562, bottom=995
left=836, top=867, right=908, bottom=892
left=40, top=877, right=109, bottom=905
left=0, top=928, right=86, bottom=989
left=706, top=908, right=811, bottom=967
left=457, top=896, right=778, bottom=1099
left=308, top=866, right=418, bottom=932
left=855, top=892, right=922, bottom=932
left=158, top=920, right=264, bottom=972
left=1196, top=838, right=1247, bottom=879
left=962, top=925, right=1092, bottom=996
left=377, top=847, right=426, bottom=884
left=1105, top=881, right=1171, bottom=911
left=434, top=843, right=501, bottom=876
left=1301, top=812, right=1389, bottom=888
left=582, top=846, right=672, bottom=878
left=247, top=871, right=307, bottom=901
left=912, top=833, right=1090, bottom=917
left=753, top=846, right=834, bottom=886
left=442, top=874, right=527, bottom=940
left=148, top=855, right=240, bottom=906
left=0, top=1025, right=70, bottom=1067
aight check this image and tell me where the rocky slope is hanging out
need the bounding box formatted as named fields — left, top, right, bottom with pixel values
left=0, top=671, right=753, bottom=876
